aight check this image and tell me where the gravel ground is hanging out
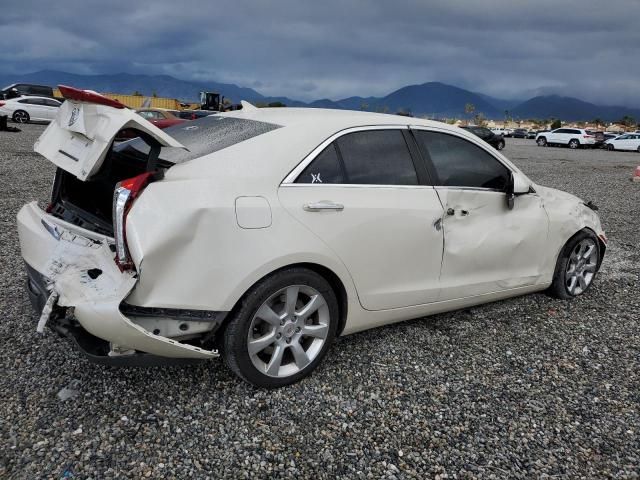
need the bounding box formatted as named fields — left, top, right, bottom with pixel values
left=1, top=124, right=639, bottom=479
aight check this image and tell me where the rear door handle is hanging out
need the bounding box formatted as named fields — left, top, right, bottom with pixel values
left=303, top=201, right=345, bottom=212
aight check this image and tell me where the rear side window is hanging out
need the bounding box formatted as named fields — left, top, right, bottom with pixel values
left=115, top=116, right=281, bottom=164
left=415, top=131, right=510, bottom=190
left=337, top=130, right=418, bottom=185
left=295, top=129, right=419, bottom=185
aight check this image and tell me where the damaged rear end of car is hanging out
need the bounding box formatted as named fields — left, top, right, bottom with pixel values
left=18, top=85, right=220, bottom=364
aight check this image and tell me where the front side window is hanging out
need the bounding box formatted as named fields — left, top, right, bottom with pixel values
left=295, top=129, right=419, bottom=186
left=415, top=131, right=510, bottom=190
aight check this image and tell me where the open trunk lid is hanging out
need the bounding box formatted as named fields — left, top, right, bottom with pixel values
left=34, top=85, right=186, bottom=181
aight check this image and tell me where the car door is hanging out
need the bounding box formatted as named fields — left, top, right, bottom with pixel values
left=545, top=128, right=560, bottom=143
left=41, top=98, right=61, bottom=120
left=279, top=126, right=445, bottom=311
left=412, top=127, right=549, bottom=300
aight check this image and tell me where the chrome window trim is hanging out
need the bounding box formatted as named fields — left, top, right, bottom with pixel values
left=281, top=125, right=410, bottom=185
left=280, top=183, right=435, bottom=190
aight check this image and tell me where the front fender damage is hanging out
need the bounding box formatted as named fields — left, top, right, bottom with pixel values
left=42, top=234, right=217, bottom=359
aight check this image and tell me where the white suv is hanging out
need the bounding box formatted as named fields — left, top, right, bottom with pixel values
left=535, top=128, right=596, bottom=149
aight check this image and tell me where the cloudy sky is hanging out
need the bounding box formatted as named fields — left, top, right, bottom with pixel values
left=1, top=0, right=639, bottom=105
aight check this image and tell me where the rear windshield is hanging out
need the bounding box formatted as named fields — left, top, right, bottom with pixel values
left=114, top=116, right=281, bottom=164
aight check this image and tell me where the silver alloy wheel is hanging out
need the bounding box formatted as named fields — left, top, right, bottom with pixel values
left=569, top=139, right=579, bottom=149
left=565, top=238, right=598, bottom=295
left=537, top=138, right=546, bottom=146
left=247, top=285, right=330, bottom=378
left=13, top=111, right=28, bottom=123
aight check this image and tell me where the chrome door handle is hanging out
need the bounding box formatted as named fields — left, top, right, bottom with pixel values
left=303, top=201, right=345, bottom=212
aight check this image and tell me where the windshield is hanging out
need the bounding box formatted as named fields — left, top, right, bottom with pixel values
left=115, top=116, right=281, bottom=164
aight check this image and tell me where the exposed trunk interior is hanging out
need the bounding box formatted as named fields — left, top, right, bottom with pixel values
left=49, top=145, right=168, bottom=236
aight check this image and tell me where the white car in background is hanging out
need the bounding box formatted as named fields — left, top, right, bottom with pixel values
left=0, top=96, right=62, bottom=123
left=17, top=86, right=607, bottom=387
left=535, top=128, right=596, bottom=149
left=605, top=133, right=640, bottom=152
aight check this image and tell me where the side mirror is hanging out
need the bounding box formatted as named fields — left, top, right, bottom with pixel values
left=506, top=171, right=531, bottom=210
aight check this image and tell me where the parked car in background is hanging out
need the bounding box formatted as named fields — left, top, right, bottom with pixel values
left=527, top=130, right=537, bottom=139
left=135, top=108, right=187, bottom=129
left=18, top=86, right=606, bottom=387
left=604, top=133, right=640, bottom=152
left=512, top=128, right=528, bottom=138
left=0, top=96, right=62, bottom=123
left=587, top=131, right=606, bottom=148
left=461, top=125, right=505, bottom=150
left=595, top=133, right=617, bottom=148
left=177, top=109, right=213, bottom=120
left=1, top=83, right=54, bottom=100
left=490, top=127, right=507, bottom=137
left=535, top=128, right=596, bottom=149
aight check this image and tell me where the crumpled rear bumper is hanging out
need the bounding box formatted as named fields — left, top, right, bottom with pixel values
left=17, top=201, right=217, bottom=360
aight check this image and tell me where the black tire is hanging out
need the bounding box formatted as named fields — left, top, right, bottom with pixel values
left=568, top=139, right=580, bottom=149
left=221, top=268, right=339, bottom=387
left=496, top=140, right=505, bottom=151
left=637, top=146, right=640, bottom=153
left=607, top=144, right=615, bottom=151
left=548, top=230, right=601, bottom=300
left=12, top=110, right=30, bottom=124
left=537, top=137, right=547, bottom=147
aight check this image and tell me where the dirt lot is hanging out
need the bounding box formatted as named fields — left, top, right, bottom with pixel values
left=1, top=124, right=639, bottom=479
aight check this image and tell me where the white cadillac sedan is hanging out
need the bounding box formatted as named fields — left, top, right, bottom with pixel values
left=18, top=86, right=606, bottom=387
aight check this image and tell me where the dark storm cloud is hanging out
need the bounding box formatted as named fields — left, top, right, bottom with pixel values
left=1, top=0, right=639, bottom=105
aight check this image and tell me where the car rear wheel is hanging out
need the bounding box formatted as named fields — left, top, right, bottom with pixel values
left=637, top=146, right=640, bottom=153
left=496, top=140, right=505, bottom=150
left=221, top=268, right=339, bottom=387
left=537, top=137, right=547, bottom=147
left=13, top=110, right=29, bottom=124
left=607, top=144, right=615, bottom=151
left=568, top=139, right=580, bottom=149
left=548, top=230, right=600, bottom=299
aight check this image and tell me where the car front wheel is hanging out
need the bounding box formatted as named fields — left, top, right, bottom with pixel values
left=13, top=110, right=30, bottom=124
left=568, top=139, right=580, bottom=149
left=537, top=137, right=547, bottom=147
left=496, top=140, right=505, bottom=150
left=221, top=268, right=339, bottom=387
left=549, top=230, right=600, bottom=299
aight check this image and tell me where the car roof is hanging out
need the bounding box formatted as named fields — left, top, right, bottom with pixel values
left=220, top=106, right=448, bottom=131
left=8, top=95, right=59, bottom=101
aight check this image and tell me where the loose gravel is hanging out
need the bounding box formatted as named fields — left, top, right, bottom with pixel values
left=1, top=125, right=639, bottom=479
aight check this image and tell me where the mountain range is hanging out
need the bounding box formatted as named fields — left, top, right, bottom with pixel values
left=2, top=70, right=639, bottom=122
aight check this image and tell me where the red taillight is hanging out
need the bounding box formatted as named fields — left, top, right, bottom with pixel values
left=113, top=172, right=154, bottom=270
left=58, top=85, right=126, bottom=109
left=0, top=101, right=5, bottom=107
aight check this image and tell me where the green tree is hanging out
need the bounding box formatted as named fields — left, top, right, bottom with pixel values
left=550, top=119, right=562, bottom=129
left=592, top=118, right=603, bottom=128
left=618, top=115, right=636, bottom=128
left=132, top=90, right=143, bottom=96
left=267, top=101, right=286, bottom=108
